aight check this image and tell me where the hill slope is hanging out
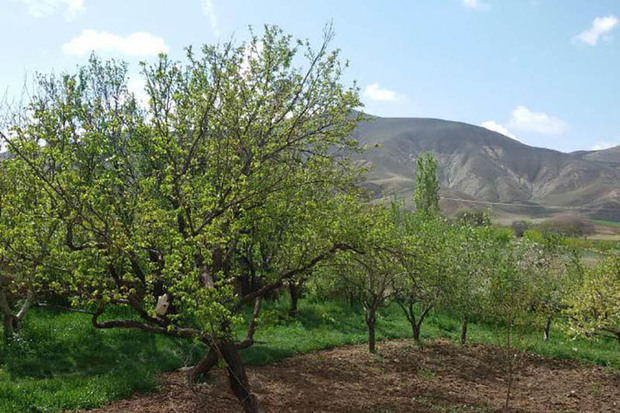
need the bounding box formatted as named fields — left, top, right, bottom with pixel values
left=352, top=116, right=620, bottom=220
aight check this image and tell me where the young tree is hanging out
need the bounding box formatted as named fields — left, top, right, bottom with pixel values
left=391, top=154, right=445, bottom=343
left=526, top=232, right=577, bottom=342
left=442, top=224, right=505, bottom=345
left=323, top=206, right=403, bottom=353
left=484, top=238, right=538, bottom=412
left=392, top=210, right=450, bottom=343
left=1, top=25, right=363, bottom=412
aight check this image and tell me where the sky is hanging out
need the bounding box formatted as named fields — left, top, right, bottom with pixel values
left=1, top=0, right=619, bottom=153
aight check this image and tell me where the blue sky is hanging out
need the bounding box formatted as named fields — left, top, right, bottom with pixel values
left=1, top=0, right=619, bottom=152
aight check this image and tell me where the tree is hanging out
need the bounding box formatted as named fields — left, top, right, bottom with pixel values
left=319, top=206, right=403, bottom=353
left=442, top=224, right=506, bottom=345
left=525, top=232, right=577, bottom=342
left=0, top=156, right=57, bottom=342
left=454, top=209, right=490, bottom=227
left=538, top=215, right=595, bottom=239
left=511, top=220, right=531, bottom=238
left=413, top=152, right=440, bottom=216
left=565, top=255, right=620, bottom=349
left=484, top=238, right=538, bottom=412
left=392, top=209, right=450, bottom=343
left=391, top=154, right=444, bottom=343
left=1, top=25, right=363, bottom=412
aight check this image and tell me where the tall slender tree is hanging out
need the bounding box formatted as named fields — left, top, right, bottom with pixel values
left=413, top=152, right=440, bottom=216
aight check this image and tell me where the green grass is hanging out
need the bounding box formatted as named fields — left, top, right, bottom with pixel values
left=0, top=308, right=204, bottom=412
left=1, top=299, right=620, bottom=412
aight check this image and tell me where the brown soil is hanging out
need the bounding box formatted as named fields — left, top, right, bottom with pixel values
left=88, top=339, right=620, bottom=412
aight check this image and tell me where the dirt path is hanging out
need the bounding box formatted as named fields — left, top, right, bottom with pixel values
left=89, top=339, right=620, bottom=412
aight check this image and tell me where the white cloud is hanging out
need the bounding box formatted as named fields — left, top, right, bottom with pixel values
left=12, top=0, right=84, bottom=20
left=574, top=15, right=618, bottom=46
left=506, top=106, right=568, bottom=136
left=480, top=120, right=519, bottom=141
left=462, top=0, right=490, bottom=11
left=591, top=140, right=620, bottom=151
left=201, top=0, right=220, bottom=37
left=363, top=83, right=404, bottom=103
left=127, top=76, right=149, bottom=108
left=240, top=41, right=264, bottom=75
left=62, top=30, right=169, bottom=56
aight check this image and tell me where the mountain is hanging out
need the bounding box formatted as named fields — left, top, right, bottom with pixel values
left=573, top=146, right=620, bottom=164
left=352, top=116, right=620, bottom=221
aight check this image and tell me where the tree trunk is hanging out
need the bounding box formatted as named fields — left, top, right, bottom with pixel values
left=239, top=274, right=251, bottom=298
left=503, top=328, right=514, bottom=413
left=460, top=317, right=468, bottom=345
left=2, top=313, right=15, bottom=344
left=219, top=341, right=260, bottom=413
left=543, top=317, right=552, bottom=342
left=366, top=310, right=377, bottom=353
left=0, top=289, right=32, bottom=343
left=188, top=347, right=219, bottom=384
left=0, top=289, right=15, bottom=343
left=288, top=281, right=302, bottom=317
left=412, top=323, right=421, bottom=343
left=412, top=305, right=431, bottom=344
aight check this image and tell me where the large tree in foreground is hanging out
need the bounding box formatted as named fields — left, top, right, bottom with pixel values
left=1, top=25, right=363, bottom=412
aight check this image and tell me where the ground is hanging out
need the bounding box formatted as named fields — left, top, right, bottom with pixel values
left=87, top=339, right=620, bottom=412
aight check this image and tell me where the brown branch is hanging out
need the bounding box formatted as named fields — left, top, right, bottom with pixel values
left=91, top=305, right=201, bottom=339
left=234, top=243, right=354, bottom=311
left=15, top=290, right=34, bottom=321
left=236, top=296, right=263, bottom=350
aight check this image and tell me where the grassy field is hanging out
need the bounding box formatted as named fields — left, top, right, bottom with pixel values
left=591, top=219, right=620, bottom=229
left=1, top=298, right=619, bottom=412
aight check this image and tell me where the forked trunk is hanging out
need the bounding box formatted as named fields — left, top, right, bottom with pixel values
left=412, top=305, right=431, bottom=344
left=188, top=347, right=219, bottom=384
left=0, top=289, right=33, bottom=343
left=219, top=341, right=260, bottom=413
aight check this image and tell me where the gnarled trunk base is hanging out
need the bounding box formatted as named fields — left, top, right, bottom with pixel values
left=188, top=348, right=219, bottom=384
left=220, top=341, right=260, bottom=413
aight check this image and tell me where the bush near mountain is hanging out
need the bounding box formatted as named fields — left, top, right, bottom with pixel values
left=352, top=115, right=620, bottom=221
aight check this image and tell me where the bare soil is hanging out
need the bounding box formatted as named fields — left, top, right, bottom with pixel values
left=88, top=339, right=620, bottom=412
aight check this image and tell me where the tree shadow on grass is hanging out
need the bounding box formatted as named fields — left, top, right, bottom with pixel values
left=0, top=308, right=204, bottom=380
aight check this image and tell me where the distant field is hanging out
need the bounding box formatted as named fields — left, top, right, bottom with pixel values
left=591, top=219, right=620, bottom=229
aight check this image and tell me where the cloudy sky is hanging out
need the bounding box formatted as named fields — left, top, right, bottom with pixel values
left=1, top=0, right=619, bottom=152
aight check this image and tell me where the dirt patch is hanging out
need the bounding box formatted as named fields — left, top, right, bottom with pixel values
left=88, top=339, right=620, bottom=412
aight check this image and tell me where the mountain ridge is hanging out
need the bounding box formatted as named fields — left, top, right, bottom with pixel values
left=352, top=115, right=620, bottom=220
